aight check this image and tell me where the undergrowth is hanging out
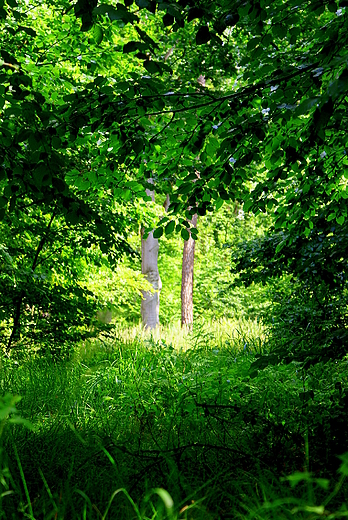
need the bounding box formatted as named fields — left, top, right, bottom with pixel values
left=0, top=323, right=348, bottom=518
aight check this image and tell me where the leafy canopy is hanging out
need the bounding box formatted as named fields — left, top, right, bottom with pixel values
left=1, top=0, right=348, bottom=238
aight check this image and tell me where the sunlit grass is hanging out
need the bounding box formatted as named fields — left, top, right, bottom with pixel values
left=76, top=316, right=265, bottom=364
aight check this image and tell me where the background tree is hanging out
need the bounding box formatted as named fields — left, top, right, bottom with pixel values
left=141, top=180, right=162, bottom=329
left=181, top=212, right=197, bottom=328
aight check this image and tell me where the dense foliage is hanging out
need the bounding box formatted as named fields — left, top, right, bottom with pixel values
left=1, top=0, right=348, bottom=517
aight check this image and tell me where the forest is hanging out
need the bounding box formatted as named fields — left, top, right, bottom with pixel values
left=1, top=0, right=348, bottom=517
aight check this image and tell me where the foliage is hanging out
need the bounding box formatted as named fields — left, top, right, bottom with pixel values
left=0, top=199, right=139, bottom=356
left=230, top=217, right=348, bottom=366
left=2, top=0, right=348, bottom=362
left=1, top=1, right=348, bottom=518
left=2, top=0, right=348, bottom=235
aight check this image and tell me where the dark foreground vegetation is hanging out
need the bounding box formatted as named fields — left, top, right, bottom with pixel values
left=1, top=326, right=348, bottom=519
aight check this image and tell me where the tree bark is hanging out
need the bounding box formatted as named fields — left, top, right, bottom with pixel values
left=181, top=213, right=198, bottom=329
left=141, top=182, right=161, bottom=329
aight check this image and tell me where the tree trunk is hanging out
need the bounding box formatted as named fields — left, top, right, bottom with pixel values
left=181, top=214, right=198, bottom=329
left=141, top=182, right=161, bottom=329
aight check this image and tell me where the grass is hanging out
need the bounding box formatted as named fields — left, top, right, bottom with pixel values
left=0, top=318, right=348, bottom=519
left=85, top=316, right=265, bottom=356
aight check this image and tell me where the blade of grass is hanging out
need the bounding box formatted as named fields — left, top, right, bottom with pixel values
left=38, top=468, right=58, bottom=515
left=13, top=442, right=35, bottom=520
left=102, top=488, right=141, bottom=520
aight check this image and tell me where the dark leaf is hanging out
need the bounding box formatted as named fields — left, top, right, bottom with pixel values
left=17, top=25, right=36, bottom=36
left=123, top=41, right=148, bottom=53
left=163, top=13, right=174, bottom=26
left=165, top=220, right=175, bottom=235
left=135, top=0, right=149, bottom=7
left=153, top=226, right=163, bottom=238
left=187, top=7, right=204, bottom=22
left=0, top=196, right=8, bottom=209
left=143, top=60, right=162, bottom=74
left=132, top=137, right=144, bottom=154
left=181, top=228, right=190, bottom=240
left=196, top=26, right=211, bottom=45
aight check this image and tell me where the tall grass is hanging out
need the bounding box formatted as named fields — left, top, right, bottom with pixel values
left=81, top=316, right=265, bottom=359
left=0, top=319, right=347, bottom=518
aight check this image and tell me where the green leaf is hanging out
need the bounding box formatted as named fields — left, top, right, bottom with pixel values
left=33, top=165, right=46, bottom=187
left=181, top=228, right=190, bottom=240
left=281, top=471, right=312, bottom=488
left=275, top=240, right=286, bottom=254
left=136, top=0, right=149, bottom=7
left=327, top=212, right=336, bottom=222
left=219, top=189, right=229, bottom=201
left=336, top=215, right=345, bottom=225
left=143, top=60, right=162, bottom=75
left=272, top=23, right=287, bottom=39
left=313, top=478, right=330, bottom=490
left=153, top=226, right=163, bottom=238
left=215, top=198, right=224, bottom=210
left=274, top=216, right=285, bottom=229
left=177, top=183, right=193, bottom=195
left=9, top=416, right=34, bottom=429
left=148, top=489, right=174, bottom=513
left=295, top=98, right=319, bottom=117
left=75, top=177, right=90, bottom=190
left=247, top=37, right=260, bottom=51
left=93, top=25, right=103, bottom=45
left=165, top=221, right=175, bottom=235
left=52, top=136, right=62, bottom=149
left=17, top=25, right=36, bottom=37
left=123, top=41, right=147, bottom=53
left=327, top=2, right=337, bottom=12
left=132, top=137, right=143, bottom=154
left=338, top=452, right=348, bottom=475
left=122, top=189, right=131, bottom=201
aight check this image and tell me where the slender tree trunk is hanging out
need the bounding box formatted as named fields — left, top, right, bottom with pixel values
left=181, top=214, right=198, bottom=329
left=141, top=182, right=161, bottom=329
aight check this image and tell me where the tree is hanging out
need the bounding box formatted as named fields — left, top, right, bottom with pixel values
left=0, top=0, right=149, bottom=351
left=141, top=180, right=162, bottom=329
left=67, top=0, right=348, bottom=243
left=2, top=0, right=348, bottom=355
left=181, top=213, right=197, bottom=328
left=3, top=0, right=348, bottom=233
